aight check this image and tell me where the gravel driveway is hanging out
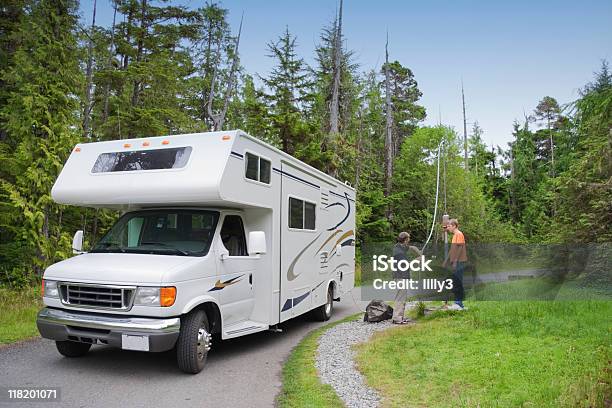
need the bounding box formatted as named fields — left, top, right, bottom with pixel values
left=0, top=293, right=366, bottom=408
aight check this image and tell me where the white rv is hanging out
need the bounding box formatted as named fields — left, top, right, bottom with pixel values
left=37, top=130, right=355, bottom=373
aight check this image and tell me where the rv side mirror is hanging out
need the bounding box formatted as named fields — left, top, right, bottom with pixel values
left=248, top=231, right=267, bottom=255
left=72, top=230, right=84, bottom=254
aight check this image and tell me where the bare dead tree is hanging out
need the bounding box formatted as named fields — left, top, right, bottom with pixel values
left=102, top=1, right=118, bottom=122
left=130, top=0, right=147, bottom=110
left=384, top=33, right=394, bottom=201
left=207, top=14, right=243, bottom=131
left=354, top=105, right=364, bottom=192
left=383, top=33, right=395, bottom=224
left=329, top=0, right=343, bottom=135
left=82, top=0, right=97, bottom=138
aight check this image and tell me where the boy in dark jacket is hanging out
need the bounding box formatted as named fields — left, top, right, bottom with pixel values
left=392, top=232, right=422, bottom=323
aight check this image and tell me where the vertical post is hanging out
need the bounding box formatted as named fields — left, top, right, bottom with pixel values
left=462, top=81, right=468, bottom=171
left=442, top=214, right=449, bottom=261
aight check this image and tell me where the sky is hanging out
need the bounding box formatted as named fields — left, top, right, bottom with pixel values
left=79, top=0, right=612, bottom=148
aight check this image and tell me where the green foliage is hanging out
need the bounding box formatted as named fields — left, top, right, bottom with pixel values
left=554, top=64, right=612, bottom=242
left=261, top=27, right=314, bottom=156
left=0, top=2, right=608, bottom=287
left=381, top=60, right=426, bottom=154
left=0, top=0, right=82, bottom=279
left=0, top=285, right=43, bottom=343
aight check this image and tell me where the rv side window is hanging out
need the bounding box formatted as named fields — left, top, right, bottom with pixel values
left=220, top=215, right=248, bottom=256
left=245, top=152, right=271, bottom=184
left=92, top=146, right=192, bottom=173
left=289, top=197, right=316, bottom=230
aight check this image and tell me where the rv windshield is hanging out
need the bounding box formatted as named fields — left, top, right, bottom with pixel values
left=91, top=210, right=219, bottom=257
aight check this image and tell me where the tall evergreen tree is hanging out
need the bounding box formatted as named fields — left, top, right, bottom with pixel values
left=261, top=27, right=313, bottom=156
left=91, top=0, right=200, bottom=140
left=312, top=6, right=358, bottom=177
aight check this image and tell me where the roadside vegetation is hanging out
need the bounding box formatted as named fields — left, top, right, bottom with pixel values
left=0, top=285, right=41, bottom=344
left=277, top=314, right=360, bottom=408
left=355, top=282, right=611, bottom=407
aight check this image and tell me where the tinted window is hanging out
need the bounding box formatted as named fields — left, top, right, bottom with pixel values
left=289, top=198, right=316, bottom=230
left=244, top=152, right=271, bottom=184
left=260, top=158, right=271, bottom=184
left=92, top=147, right=192, bottom=173
left=245, top=152, right=259, bottom=181
left=289, top=197, right=303, bottom=229
left=220, top=215, right=248, bottom=256
left=304, top=202, right=316, bottom=230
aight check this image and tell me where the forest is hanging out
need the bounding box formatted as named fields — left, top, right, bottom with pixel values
left=0, top=0, right=610, bottom=287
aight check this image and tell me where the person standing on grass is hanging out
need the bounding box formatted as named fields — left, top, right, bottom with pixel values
left=443, top=219, right=467, bottom=310
left=391, top=232, right=422, bottom=324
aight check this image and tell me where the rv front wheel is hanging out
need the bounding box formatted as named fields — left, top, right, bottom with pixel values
left=176, top=309, right=211, bottom=374
left=313, top=286, right=334, bottom=321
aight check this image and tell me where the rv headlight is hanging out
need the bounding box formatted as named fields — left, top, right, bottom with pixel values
left=42, top=279, right=59, bottom=298
left=134, top=286, right=176, bottom=307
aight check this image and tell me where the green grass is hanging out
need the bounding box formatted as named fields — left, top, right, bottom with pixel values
left=355, top=295, right=611, bottom=407
left=277, top=314, right=360, bottom=408
left=0, top=285, right=42, bottom=344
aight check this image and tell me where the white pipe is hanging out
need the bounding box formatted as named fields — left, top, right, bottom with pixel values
left=422, top=140, right=444, bottom=252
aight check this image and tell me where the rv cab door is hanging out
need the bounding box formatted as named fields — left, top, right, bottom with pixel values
left=215, top=214, right=256, bottom=326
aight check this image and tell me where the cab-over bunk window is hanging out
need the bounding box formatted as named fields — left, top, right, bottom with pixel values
left=92, top=147, right=192, bottom=173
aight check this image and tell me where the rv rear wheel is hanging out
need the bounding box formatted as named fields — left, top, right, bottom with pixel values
left=176, top=309, right=211, bottom=374
left=313, top=286, right=334, bottom=321
left=55, top=340, right=91, bottom=357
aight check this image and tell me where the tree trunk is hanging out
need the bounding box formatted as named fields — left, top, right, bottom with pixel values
left=82, top=0, right=97, bottom=138
left=329, top=0, right=342, bottom=135
left=384, top=36, right=394, bottom=222
left=123, top=2, right=135, bottom=70
left=548, top=116, right=555, bottom=177
left=131, top=0, right=146, bottom=109
left=354, top=107, right=363, bottom=192
left=217, top=14, right=243, bottom=131
left=102, top=2, right=118, bottom=122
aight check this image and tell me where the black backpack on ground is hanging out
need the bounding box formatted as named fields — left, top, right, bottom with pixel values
left=363, top=299, right=394, bottom=322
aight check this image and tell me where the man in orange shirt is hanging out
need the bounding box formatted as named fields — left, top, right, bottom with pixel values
left=443, top=218, right=467, bottom=310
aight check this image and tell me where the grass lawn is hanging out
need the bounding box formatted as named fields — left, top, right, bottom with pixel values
left=355, top=283, right=611, bottom=407
left=0, top=286, right=42, bottom=345
left=277, top=314, right=360, bottom=408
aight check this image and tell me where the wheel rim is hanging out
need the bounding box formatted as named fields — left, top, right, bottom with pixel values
left=325, top=291, right=332, bottom=316
left=196, top=325, right=212, bottom=361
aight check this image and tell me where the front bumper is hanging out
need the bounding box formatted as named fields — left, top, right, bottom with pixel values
left=37, top=307, right=180, bottom=352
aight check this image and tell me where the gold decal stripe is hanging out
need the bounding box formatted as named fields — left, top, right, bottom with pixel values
left=316, top=229, right=344, bottom=254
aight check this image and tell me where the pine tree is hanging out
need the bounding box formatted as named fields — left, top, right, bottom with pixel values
left=380, top=60, right=426, bottom=156
left=312, top=6, right=359, bottom=177
left=261, top=27, right=313, bottom=156
left=91, top=0, right=200, bottom=140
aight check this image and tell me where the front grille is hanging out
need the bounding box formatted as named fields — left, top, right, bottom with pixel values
left=59, top=283, right=135, bottom=310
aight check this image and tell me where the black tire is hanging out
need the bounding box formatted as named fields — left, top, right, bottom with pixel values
left=55, top=340, right=91, bottom=357
left=313, top=285, right=334, bottom=321
left=176, top=309, right=211, bottom=374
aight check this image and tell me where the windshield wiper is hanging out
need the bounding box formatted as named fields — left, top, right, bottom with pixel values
left=139, top=243, right=191, bottom=256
